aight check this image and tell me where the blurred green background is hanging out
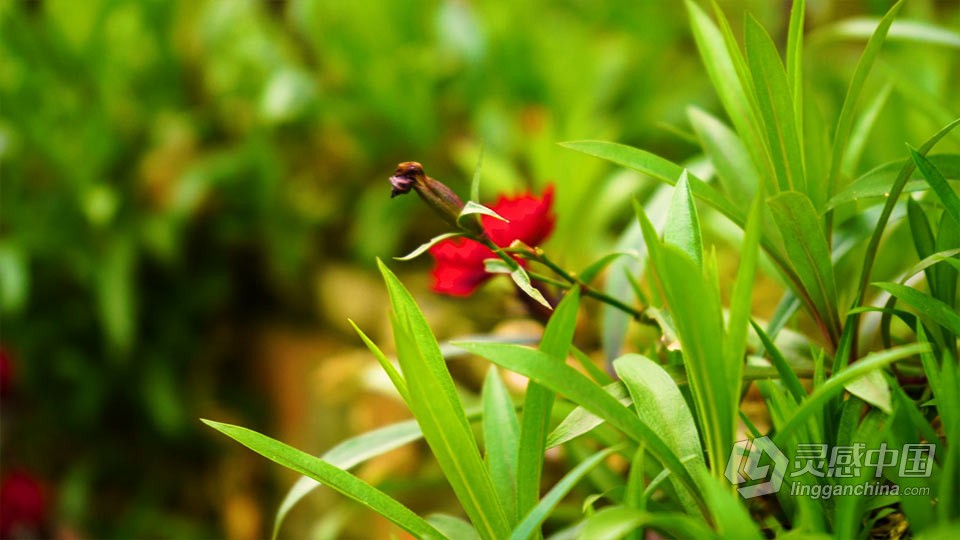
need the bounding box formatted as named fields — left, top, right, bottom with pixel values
left=1, top=0, right=957, bottom=538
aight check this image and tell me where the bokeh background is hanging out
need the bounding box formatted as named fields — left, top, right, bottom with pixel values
left=1, top=0, right=958, bottom=538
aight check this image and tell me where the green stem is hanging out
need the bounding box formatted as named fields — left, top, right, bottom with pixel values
left=493, top=242, right=655, bottom=325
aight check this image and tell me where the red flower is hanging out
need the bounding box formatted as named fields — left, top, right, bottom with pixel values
left=0, top=471, right=47, bottom=538
left=429, top=185, right=556, bottom=296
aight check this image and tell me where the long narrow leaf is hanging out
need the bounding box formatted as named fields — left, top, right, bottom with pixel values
left=379, top=260, right=510, bottom=540
left=515, top=288, right=580, bottom=522
left=508, top=447, right=621, bottom=540
left=483, top=367, right=520, bottom=523
left=874, top=282, right=960, bottom=335
left=745, top=14, right=806, bottom=193
left=453, top=341, right=708, bottom=518
left=773, top=344, right=929, bottom=445
left=825, top=0, right=904, bottom=204
left=911, top=147, right=960, bottom=225
left=769, top=191, right=841, bottom=347
left=203, top=420, right=445, bottom=540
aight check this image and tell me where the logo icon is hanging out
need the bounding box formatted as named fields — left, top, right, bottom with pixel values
left=725, top=436, right=788, bottom=498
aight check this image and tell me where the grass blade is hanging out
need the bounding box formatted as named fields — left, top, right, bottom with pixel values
left=581, top=507, right=719, bottom=540
left=769, top=191, right=841, bottom=348
left=349, top=319, right=409, bottom=402
left=725, top=193, right=763, bottom=404
left=685, top=0, right=770, bottom=183
left=508, top=447, right=620, bottom=540
left=687, top=106, right=758, bottom=203
left=560, top=141, right=742, bottom=223
left=874, top=282, right=960, bottom=335
left=825, top=0, right=904, bottom=204
left=203, top=420, right=446, bottom=540
left=483, top=367, right=520, bottom=523
left=663, top=171, right=703, bottom=267
left=564, top=140, right=807, bottom=308
left=454, top=341, right=708, bottom=518
left=773, top=343, right=929, bottom=445
left=615, top=354, right=705, bottom=515
left=786, top=0, right=805, bottom=123
left=515, top=288, right=580, bottom=524
left=827, top=154, right=960, bottom=210
left=911, top=146, right=960, bottom=225
left=379, top=259, right=510, bottom=540
left=745, top=14, right=806, bottom=194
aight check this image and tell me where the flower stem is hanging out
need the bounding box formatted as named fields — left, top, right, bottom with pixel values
left=482, top=238, right=654, bottom=325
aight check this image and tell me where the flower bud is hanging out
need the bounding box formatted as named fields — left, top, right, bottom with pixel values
left=389, top=162, right=466, bottom=228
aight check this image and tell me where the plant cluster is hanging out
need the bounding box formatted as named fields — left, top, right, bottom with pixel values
left=208, top=1, right=960, bottom=538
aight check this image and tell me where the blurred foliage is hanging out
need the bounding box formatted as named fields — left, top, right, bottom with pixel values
left=0, top=0, right=957, bottom=538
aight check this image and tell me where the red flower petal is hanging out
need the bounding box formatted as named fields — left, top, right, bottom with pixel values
left=429, top=237, right=495, bottom=296
left=428, top=185, right=555, bottom=297
left=0, top=471, right=46, bottom=537
left=484, top=184, right=555, bottom=248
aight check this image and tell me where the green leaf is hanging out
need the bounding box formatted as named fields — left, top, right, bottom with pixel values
left=272, top=406, right=489, bottom=538
left=827, top=154, right=960, bottom=210
left=768, top=191, right=841, bottom=346
left=454, top=341, right=708, bottom=518
left=274, top=417, right=426, bottom=538
left=202, top=420, right=445, bottom=540
left=429, top=514, right=481, bottom=540
left=785, top=0, right=805, bottom=122
left=910, top=146, right=960, bottom=225
left=842, top=82, right=893, bottom=176
left=685, top=0, right=769, bottom=184
left=349, top=319, right=409, bottom=402
left=561, top=141, right=742, bottom=225
left=461, top=200, right=509, bottom=222
left=581, top=507, right=718, bottom=540
left=509, top=265, right=552, bottom=309
left=745, top=14, right=806, bottom=194
left=750, top=321, right=806, bottom=404
left=484, top=258, right=514, bottom=275
left=701, top=475, right=764, bottom=540
left=844, top=369, right=891, bottom=413
left=566, top=140, right=805, bottom=304
left=811, top=17, right=960, bottom=49
left=570, top=345, right=614, bottom=386
left=395, top=232, right=466, bottom=261
left=515, top=288, right=579, bottom=522
left=874, top=282, right=960, bottom=335
left=508, top=446, right=621, bottom=540
left=935, top=213, right=960, bottom=314
left=614, top=355, right=703, bottom=465
left=687, top=106, right=758, bottom=203
left=614, top=355, right=705, bottom=515
left=664, top=171, right=703, bottom=267
left=638, top=199, right=732, bottom=477
left=546, top=381, right=631, bottom=449
left=773, top=343, right=929, bottom=445
left=724, top=193, right=762, bottom=405
left=483, top=367, right=520, bottom=523
left=471, top=143, right=485, bottom=203
left=852, top=118, right=960, bottom=315
left=578, top=251, right=640, bottom=285
left=825, top=0, right=904, bottom=204
left=379, top=259, right=510, bottom=540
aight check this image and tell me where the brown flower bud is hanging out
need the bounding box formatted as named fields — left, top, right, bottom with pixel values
left=389, top=162, right=468, bottom=229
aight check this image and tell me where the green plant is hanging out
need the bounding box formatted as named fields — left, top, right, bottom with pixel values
left=204, top=1, right=960, bottom=538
